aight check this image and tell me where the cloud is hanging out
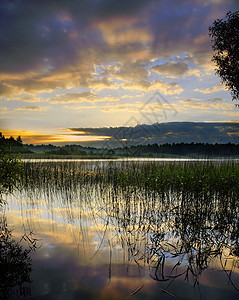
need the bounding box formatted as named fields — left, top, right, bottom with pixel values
left=8, top=94, right=41, bottom=102
left=68, top=122, right=239, bottom=145
left=101, top=104, right=140, bottom=112
left=207, top=97, right=224, bottom=102
left=98, top=96, right=120, bottom=102
left=194, top=84, right=226, bottom=94
left=0, top=67, right=89, bottom=98
left=15, top=106, right=48, bottom=111
left=94, top=0, right=155, bottom=18
left=151, top=62, right=189, bottom=76
left=87, top=77, right=119, bottom=91
left=64, top=105, right=98, bottom=110
left=48, top=92, right=120, bottom=104
left=122, top=80, right=151, bottom=91
left=122, top=80, right=184, bottom=95
left=179, top=98, right=235, bottom=111
left=101, top=61, right=150, bottom=81
left=0, top=0, right=154, bottom=74
left=48, top=92, right=95, bottom=103
left=0, top=0, right=237, bottom=101
left=1, top=128, right=110, bottom=143
left=147, top=1, right=238, bottom=69
left=151, top=61, right=202, bottom=78
left=0, top=82, right=20, bottom=97
left=101, top=99, right=177, bottom=114
left=1, top=132, right=59, bottom=144
left=186, top=68, right=201, bottom=77
left=222, top=111, right=239, bottom=117
left=98, top=17, right=152, bottom=46
left=121, top=93, right=144, bottom=99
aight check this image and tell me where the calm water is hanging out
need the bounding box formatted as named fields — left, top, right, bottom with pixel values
left=1, top=159, right=239, bottom=299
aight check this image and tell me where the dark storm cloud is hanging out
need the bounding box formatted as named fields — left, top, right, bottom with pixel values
left=0, top=0, right=154, bottom=73
left=148, top=1, right=216, bottom=59
left=94, top=0, right=155, bottom=17
left=0, top=0, right=238, bottom=94
left=0, top=0, right=92, bottom=72
left=69, top=122, right=239, bottom=145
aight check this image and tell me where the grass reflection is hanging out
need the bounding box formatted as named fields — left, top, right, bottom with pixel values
left=16, top=160, right=239, bottom=294
left=0, top=213, right=39, bottom=299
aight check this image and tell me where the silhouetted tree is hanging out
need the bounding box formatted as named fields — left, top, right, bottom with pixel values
left=209, top=11, right=239, bottom=101
left=16, top=136, right=22, bottom=144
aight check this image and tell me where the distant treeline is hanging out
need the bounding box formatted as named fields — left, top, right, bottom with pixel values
left=0, top=132, right=31, bottom=153
left=126, top=143, right=239, bottom=157
left=27, top=142, right=239, bottom=157
left=1, top=133, right=239, bottom=157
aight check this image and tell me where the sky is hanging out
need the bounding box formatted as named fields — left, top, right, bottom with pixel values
left=0, top=0, right=239, bottom=145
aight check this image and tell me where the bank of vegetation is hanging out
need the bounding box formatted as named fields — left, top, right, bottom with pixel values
left=1, top=133, right=239, bottom=158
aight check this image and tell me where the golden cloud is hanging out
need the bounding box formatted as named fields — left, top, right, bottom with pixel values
left=87, top=77, right=120, bottom=91
left=9, top=94, right=42, bottom=102
left=102, top=104, right=140, bottom=112
left=101, top=100, right=177, bottom=114
left=2, top=129, right=111, bottom=144
left=48, top=92, right=96, bottom=103
left=15, top=106, right=48, bottom=112
left=64, top=105, right=98, bottom=110
left=151, top=61, right=189, bottom=76
left=151, top=61, right=202, bottom=78
left=179, top=98, right=235, bottom=111
left=102, top=61, right=150, bottom=81
left=55, top=94, right=120, bottom=104
left=122, top=80, right=183, bottom=95
left=0, top=0, right=235, bottom=106
left=194, top=84, right=226, bottom=94
left=0, top=82, right=22, bottom=97
left=98, top=16, right=152, bottom=45
left=0, top=72, right=79, bottom=99
left=122, top=80, right=150, bottom=91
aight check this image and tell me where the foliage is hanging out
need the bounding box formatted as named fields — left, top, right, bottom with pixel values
left=17, top=142, right=239, bottom=159
left=0, top=132, right=31, bottom=154
left=209, top=11, right=239, bottom=100
left=0, top=215, right=32, bottom=299
left=0, top=150, right=37, bottom=298
left=0, top=151, right=23, bottom=201
left=46, top=147, right=87, bottom=156
left=126, top=142, right=239, bottom=157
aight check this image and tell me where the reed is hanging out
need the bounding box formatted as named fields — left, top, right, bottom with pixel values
left=16, top=159, right=239, bottom=289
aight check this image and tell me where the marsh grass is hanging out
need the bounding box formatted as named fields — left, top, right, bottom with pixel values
left=0, top=151, right=23, bottom=204
left=17, top=159, right=239, bottom=290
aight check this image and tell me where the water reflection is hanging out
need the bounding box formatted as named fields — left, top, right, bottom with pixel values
left=7, top=160, right=239, bottom=298
left=0, top=213, right=38, bottom=299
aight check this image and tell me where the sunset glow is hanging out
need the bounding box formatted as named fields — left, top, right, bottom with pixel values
left=0, top=0, right=238, bottom=144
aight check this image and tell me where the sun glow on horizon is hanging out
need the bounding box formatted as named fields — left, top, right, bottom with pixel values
left=0, top=129, right=111, bottom=145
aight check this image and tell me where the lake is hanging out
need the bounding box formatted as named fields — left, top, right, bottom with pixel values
left=1, top=159, right=239, bottom=299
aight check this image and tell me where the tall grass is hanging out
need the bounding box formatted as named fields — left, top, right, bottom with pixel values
left=17, top=159, right=239, bottom=288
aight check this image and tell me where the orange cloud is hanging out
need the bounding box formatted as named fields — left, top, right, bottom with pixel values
left=48, top=92, right=120, bottom=104
left=15, top=106, right=48, bottom=111
left=0, top=129, right=111, bottom=144
left=122, top=80, right=183, bottom=95
left=194, top=84, right=226, bottom=94
left=98, top=16, right=152, bottom=46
